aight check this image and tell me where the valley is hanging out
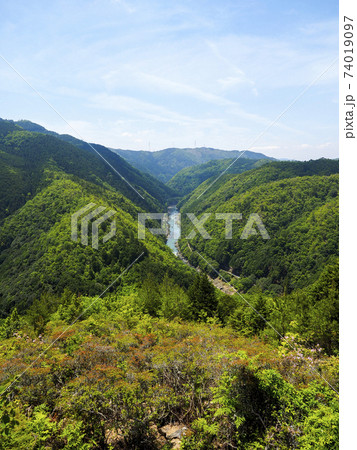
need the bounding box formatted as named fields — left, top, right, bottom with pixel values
left=0, top=119, right=339, bottom=449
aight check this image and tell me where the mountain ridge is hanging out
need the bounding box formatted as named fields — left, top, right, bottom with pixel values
left=0, top=119, right=177, bottom=221
left=167, top=157, right=270, bottom=196
left=8, top=119, right=275, bottom=185
left=113, top=146, right=275, bottom=182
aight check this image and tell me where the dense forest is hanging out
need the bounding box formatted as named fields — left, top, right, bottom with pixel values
left=0, top=119, right=338, bottom=449
left=167, top=157, right=269, bottom=196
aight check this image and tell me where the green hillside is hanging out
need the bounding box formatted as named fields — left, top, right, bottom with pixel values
left=113, top=147, right=274, bottom=183
left=178, top=158, right=339, bottom=212
left=0, top=174, right=193, bottom=315
left=179, top=160, right=339, bottom=294
left=0, top=120, right=192, bottom=314
left=0, top=123, right=339, bottom=449
left=0, top=301, right=338, bottom=449
left=167, top=157, right=269, bottom=196
left=0, top=119, right=177, bottom=221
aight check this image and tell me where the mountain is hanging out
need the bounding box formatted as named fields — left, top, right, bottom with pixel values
left=178, top=158, right=339, bottom=213
left=0, top=119, right=192, bottom=314
left=0, top=122, right=339, bottom=449
left=13, top=120, right=276, bottom=187
left=167, top=157, right=269, bottom=196
left=178, top=159, right=339, bottom=293
left=112, top=147, right=274, bottom=183
left=0, top=119, right=178, bottom=221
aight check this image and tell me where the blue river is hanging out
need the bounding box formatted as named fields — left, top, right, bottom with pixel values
left=166, top=205, right=180, bottom=255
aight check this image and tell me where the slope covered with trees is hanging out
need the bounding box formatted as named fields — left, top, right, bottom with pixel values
left=0, top=296, right=338, bottom=449
left=179, top=160, right=338, bottom=292
left=167, top=157, right=269, bottom=196
left=178, top=158, right=339, bottom=213
left=0, top=119, right=177, bottom=221
left=0, top=119, right=191, bottom=315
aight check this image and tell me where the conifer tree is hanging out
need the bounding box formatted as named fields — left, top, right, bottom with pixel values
left=188, top=272, right=217, bottom=320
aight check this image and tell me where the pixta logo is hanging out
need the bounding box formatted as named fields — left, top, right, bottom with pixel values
left=71, top=203, right=116, bottom=249
left=138, top=213, right=270, bottom=240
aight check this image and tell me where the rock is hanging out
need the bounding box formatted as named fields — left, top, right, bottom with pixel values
left=160, top=424, right=188, bottom=440
left=171, top=438, right=181, bottom=449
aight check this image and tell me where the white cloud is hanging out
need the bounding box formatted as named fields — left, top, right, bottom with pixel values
left=217, top=75, right=252, bottom=89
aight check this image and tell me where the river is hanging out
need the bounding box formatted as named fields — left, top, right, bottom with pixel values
left=165, top=206, right=236, bottom=295
left=166, top=205, right=180, bottom=255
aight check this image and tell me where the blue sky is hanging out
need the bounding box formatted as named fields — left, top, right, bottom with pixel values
left=0, top=0, right=338, bottom=159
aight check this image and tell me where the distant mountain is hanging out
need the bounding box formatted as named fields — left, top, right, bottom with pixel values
left=167, top=157, right=269, bottom=196
left=13, top=121, right=275, bottom=184
left=112, top=147, right=275, bottom=183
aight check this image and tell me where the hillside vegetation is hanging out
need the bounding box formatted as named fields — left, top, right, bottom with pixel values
left=167, top=157, right=269, bottom=196
left=178, top=158, right=339, bottom=212
left=0, top=120, right=178, bottom=221
left=0, top=121, right=339, bottom=449
left=179, top=160, right=338, bottom=291
left=178, top=159, right=338, bottom=355
left=0, top=297, right=338, bottom=449
left=0, top=119, right=191, bottom=314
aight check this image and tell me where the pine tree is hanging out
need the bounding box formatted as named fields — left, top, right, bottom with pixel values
left=188, top=272, right=217, bottom=320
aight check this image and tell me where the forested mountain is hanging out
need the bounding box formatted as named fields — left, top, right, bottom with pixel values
left=180, top=173, right=338, bottom=288
left=0, top=122, right=339, bottom=449
left=0, top=119, right=177, bottom=221
left=178, top=158, right=339, bottom=212
left=167, top=157, right=269, bottom=196
left=113, top=147, right=274, bottom=182
left=0, top=119, right=191, bottom=314
left=179, top=159, right=338, bottom=289
left=177, top=159, right=338, bottom=354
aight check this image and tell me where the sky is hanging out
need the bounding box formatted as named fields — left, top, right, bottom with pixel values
left=0, top=0, right=338, bottom=160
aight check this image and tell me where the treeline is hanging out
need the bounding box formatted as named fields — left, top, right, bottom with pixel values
left=1, top=258, right=338, bottom=357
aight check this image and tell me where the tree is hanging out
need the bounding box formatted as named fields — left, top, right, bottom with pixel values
left=139, top=273, right=161, bottom=316
left=0, top=308, right=20, bottom=339
left=27, top=292, right=59, bottom=334
left=159, top=273, right=190, bottom=320
left=188, top=273, right=217, bottom=320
